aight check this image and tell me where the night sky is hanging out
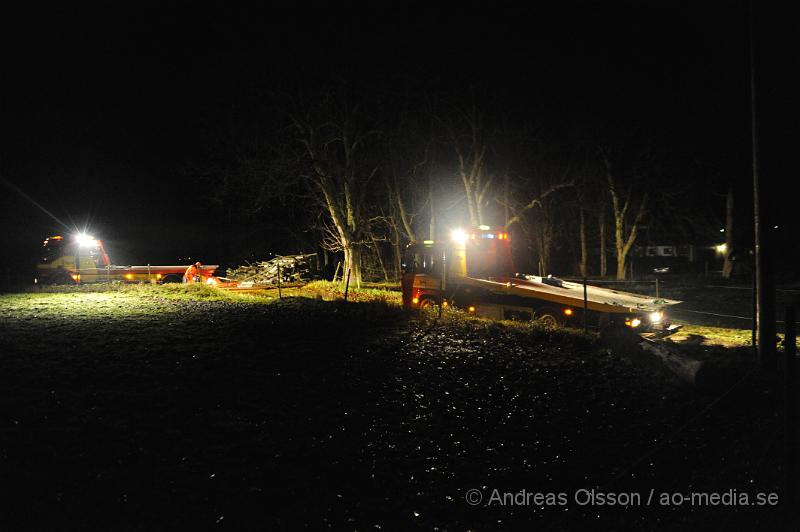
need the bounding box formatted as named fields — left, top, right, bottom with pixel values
left=2, top=2, right=798, bottom=277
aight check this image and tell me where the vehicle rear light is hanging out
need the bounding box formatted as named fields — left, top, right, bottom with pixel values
left=156, top=273, right=162, bottom=280
left=412, top=297, right=419, bottom=305
left=563, top=308, right=573, bottom=316
left=468, top=306, right=476, bottom=313
left=125, top=273, right=133, bottom=280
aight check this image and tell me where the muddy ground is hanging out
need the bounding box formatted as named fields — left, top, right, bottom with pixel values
left=0, top=290, right=792, bottom=531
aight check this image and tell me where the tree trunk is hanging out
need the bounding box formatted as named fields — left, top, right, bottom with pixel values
left=343, top=242, right=363, bottom=288
left=503, top=172, right=510, bottom=226
left=538, top=216, right=552, bottom=276
left=429, top=180, right=436, bottom=241
left=614, top=212, right=627, bottom=280
left=371, top=237, right=390, bottom=282
left=616, top=252, right=626, bottom=281
left=464, top=180, right=479, bottom=227
left=392, top=223, right=402, bottom=279
left=722, top=183, right=734, bottom=279
left=599, top=208, right=607, bottom=277
left=579, top=208, right=588, bottom=278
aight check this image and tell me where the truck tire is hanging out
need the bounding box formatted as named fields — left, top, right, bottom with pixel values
left=47, top=269, right=76, bottom=285
left=419, top=296, right=438, bottom=308
left=536, top=308, right=563, bottom=328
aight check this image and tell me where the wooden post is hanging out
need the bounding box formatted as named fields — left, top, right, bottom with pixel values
left=752, top=268, right=758, bottom=350
left=147, top=263, right=151, bottom=283
left=344, top=268, right=351, bottom=302
left=332, top=261, right=341, bottom=283
left=785, top=306, right=797, bottom=509
left=583, top=278, right=588, bottom=333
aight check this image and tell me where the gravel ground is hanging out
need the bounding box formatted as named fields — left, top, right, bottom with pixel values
left=0, top=292, right=791, bottom=531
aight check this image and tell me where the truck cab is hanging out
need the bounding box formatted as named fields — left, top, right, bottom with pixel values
left=402, top=227, right=512, bottom=308
left=37, top=235, right=110, bottom=284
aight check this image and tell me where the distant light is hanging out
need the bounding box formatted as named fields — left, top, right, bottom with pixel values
left=774, top=225, right=779, bottom=229
left=719, top=228, right=725, bottom=233
left=423, top=240, right=435, bottom=245
left=478, top=225, right=490, bottom=230
left=450, top=229, right=468, bottom=244
left=468, top=306, right=476, bottom=313
left=714, top=243, right=727, bottom=254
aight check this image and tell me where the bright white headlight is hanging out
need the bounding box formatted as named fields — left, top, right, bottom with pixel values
left=650, top=311, right=663, bottom=323
left=450, top=229, right=467, bottom=244
left=75, top=233, right=96, bottom=247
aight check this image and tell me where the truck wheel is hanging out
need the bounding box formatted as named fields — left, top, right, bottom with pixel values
left=536, top=309, right=562, bottom=328
left=50, top=269, right=76, bottom=285
left=419, top=296, right=437, bottom=308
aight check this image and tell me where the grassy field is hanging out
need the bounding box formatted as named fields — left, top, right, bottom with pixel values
left=0, top=284, right=788, bottom=530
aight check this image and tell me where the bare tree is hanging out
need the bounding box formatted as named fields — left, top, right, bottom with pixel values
left=601, top=151, right=648, bottom=280
left=503, top=181, right=574, bottom=230
left=290, top=90, right=379, bottom=287
left=441, top=102, right=492, bottom=226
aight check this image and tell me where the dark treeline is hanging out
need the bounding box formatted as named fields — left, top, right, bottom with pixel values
left=193, top=78, right=740, bottom=285
left=165, top=3, right=765, bottom=285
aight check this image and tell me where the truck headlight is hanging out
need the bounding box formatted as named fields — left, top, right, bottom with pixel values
left=649, top=311, right=663, bottom=323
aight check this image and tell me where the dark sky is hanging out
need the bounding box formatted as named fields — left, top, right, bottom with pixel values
left=2, top=2, right=797, bottom=273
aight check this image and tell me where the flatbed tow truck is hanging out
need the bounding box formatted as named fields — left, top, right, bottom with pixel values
left=402, top=226, right=682, bottom=335
left=36, top=234, right=218, bottom=285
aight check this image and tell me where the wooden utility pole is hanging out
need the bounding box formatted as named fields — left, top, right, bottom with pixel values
left=750, top=1, right=776, bottom=370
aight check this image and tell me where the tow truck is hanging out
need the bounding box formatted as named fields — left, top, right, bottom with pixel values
left=36, top=234, right=218, bottom=284
left=401, top=226, right=681, bottom=335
